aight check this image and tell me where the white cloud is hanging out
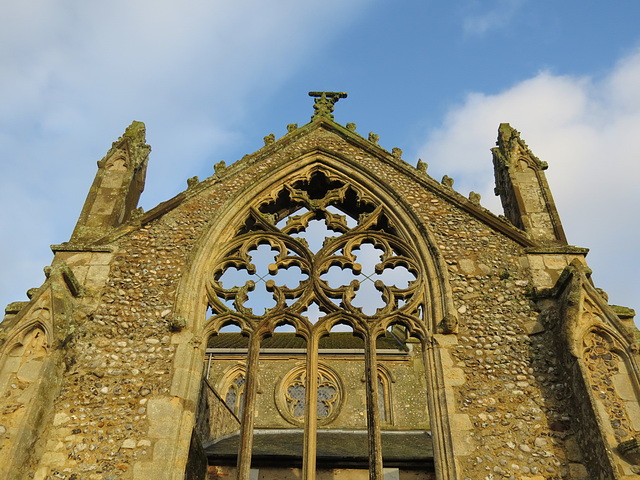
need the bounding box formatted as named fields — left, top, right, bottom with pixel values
left=418, top=48, right=640, bottom=316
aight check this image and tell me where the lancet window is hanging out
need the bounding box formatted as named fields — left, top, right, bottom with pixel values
left=224, top=372, right=246, bottom=418
left=206, top=167, right=429, bottom=479
left=377, top=368, right=393, bottom=424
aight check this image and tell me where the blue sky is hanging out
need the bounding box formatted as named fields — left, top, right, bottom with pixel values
left=1, top=0, right=639, bottom=326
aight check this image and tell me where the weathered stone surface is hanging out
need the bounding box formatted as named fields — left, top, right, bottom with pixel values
left=1, top=101, right=638, bottom=480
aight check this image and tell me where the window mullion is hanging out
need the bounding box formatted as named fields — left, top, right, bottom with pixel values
left=302, top=334, right=319, bottom=480
left=236, top=333, right=260, bottom=480
left=364, top=331, right=383, bottom=479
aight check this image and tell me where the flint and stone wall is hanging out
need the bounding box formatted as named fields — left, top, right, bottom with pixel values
left=0, top=119, right=638, bottom=480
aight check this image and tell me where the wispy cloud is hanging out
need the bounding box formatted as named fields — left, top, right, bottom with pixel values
left=462, top=0, right=527, bottom=35
left=0, top=0, right=372, bottom=309
left=418, top=48, right=640, bottom=312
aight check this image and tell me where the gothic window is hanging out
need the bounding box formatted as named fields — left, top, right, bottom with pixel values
left=377, top=370, right=393, bottom=424
left=224, top=372, right=246, bottom=418
left=276, top=364, right=343, bottom=425
left=205, top=167, right=428, bottom=479
left=378, top=374, right=387, bottom=422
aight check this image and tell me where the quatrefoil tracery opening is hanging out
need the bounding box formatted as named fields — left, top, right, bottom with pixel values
left=276, top=365, right=344, bottom=426
left=208, top=170, right=423, bottom=326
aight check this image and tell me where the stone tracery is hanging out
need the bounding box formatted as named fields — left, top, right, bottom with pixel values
left=204, top=166, right=430, bottom=480
left=206, top=168, right=424, bottom=331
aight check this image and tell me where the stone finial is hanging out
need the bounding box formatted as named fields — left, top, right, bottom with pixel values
left=309, top=91, right=347, bottom=120
left=493, top=123, right=567, bottom=245
left=70, top=120, right=151, bottom=244
left=287, top=123, right=298, bottom=133
left=5, top=301, right=28, bottom=315
left=263, top=133, right=275, bottom=145
left=469, top=191, right=481, bottom=205
left=368, top=132, right=379, bottom=145
left=168, top=316, right=186, bottom=332
left=187, top=176, right=199, bottom=188
left=441, top=175, right=454, bottom=188
left=130, top=207, right=144, bottom=220
left=120, top=121, right=150, bottom=169
left=495, top=123, right=548, bottom=170
left=260, top=213, right=277, bottom=225
left=416, top=159, right=428, bottom=173
left=392, top=147, right=403, bottom=159
left=214, top=160, right=226, bottom=176
left=346, top=123, right=356, bottom=132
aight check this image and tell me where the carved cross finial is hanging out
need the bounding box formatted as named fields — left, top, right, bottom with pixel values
left=309, top=91, right=347, bottom=120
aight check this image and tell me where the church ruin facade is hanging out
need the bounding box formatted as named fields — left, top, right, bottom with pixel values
left=1, top=93, right=639, bottom=479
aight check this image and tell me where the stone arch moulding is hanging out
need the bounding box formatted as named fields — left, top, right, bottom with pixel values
left=0, top=289, right=56, bottom=479
left=163, top=150, right=460, bottom=479
left=179, top=151, right=457, bottom=334
left=577, top=325, right=640, bottom=476
left=555, top=263, right=640, bottom=477
left=0, top=291, right=54, bottom=369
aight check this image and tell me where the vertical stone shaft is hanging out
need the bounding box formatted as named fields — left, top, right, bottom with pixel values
left=492, top=123, right=567, bottom=245
left=236, top=334, right=261, bottom=480
left=364, top=332, right=383, bottom=479
left=303, top=336, right=319, bottom=480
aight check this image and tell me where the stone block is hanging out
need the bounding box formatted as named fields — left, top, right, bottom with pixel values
left=90, top=195, right=116, bottom=215
left=523, top=320, right=545, bottom=335
left=450, top=414, right=473, bottom=456
left=542, top=255, right=567, bottom=269
left=91, top=252, right=114, bottom=265
left=531, top=269, right=553, bottom=288
left=444, top=368, right=466, bottom=386
left=625, top=401, right=640, bottom=431
left=564, top=436, right=583, bottom=462
left=52, top=412, right=70, bottom=426
left=102, top=172, right=127, bottom=189
left=59, top=252, right=92, bottom=267
left=434, top=334, right=458, bottom=347
left=17, top=358, right=44, bottom=383
left=85, top=213, right=104, bottom=227
left=40, top=451, right=66, bottom=466
left=133, top=461, right=171, bottom=480
left=614, top=371, right=637, bottom=401
left=170, top=367, right=192, bottom=398
left=526, top=255, right=545, bottom=270
left=33, top=467, right=48, bottom=480
left=85, top=265, right=111, bottom=287
left=69, top=265, right=89, bottom=284
left=458, top=259, right=477, bottom=275
left=147, top=398, right=181, bottom=439
left=568, top=463, right=588, bottom=479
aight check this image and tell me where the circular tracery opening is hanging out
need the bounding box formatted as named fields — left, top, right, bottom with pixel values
left=276, top=364, right=344, bottom=426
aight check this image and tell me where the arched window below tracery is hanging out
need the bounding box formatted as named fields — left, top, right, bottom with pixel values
left=224, top=372, right=246, bottom=418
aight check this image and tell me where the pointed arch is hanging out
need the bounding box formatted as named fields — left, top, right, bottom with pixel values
left=164, top=150, right=459, bottom=479
left=175, top=150, right=456, bottom=336
left=0, top=288, right=57, bottom=479
left=0, top=290, right=54, bottom=387
left=548, top=260, right=640, bottom=477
